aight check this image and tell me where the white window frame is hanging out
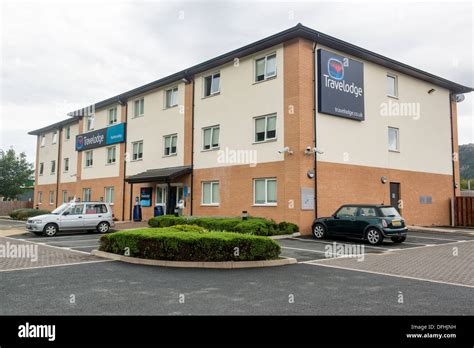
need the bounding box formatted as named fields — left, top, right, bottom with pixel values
left=63, top=158, right=69, bottom=172
left=62, top=190, right=68, bottom=203
left=86, top=114, right=95, bottom=131
left=388, top=127, right=400, bottom=152
left=155, top=185, right=166, bottom=205
left=49, top=191, right=54, bottom=205
left=163, top=134, right=177, bottom=156
left=202, top=125, right=220, bottom=150
left=201, top=181, right=220, bottom=206
left=133, top=98, right=144, bottom=118
left=387, top=73, right=398, bottom=98
left=38, top=191, right=42, bottom=204
left=52, top=131, right=57, bottom=144
left=254, top=114, right=277, bottom=143
left=50, top=160, right=56, bottom=174
left=40, top=135, right=46, bottom=147
left=83, top=188, right=92, bottom=202
left=104, top=187, right=114, bottom=204
left=165, top=87, right=178, bottom=108
left=255, top=53, right=277, bottom=82
left=106, top=146, right=117, bottom=164
left=65, top=126, right=70, bottom=141
left=253, top=178, right=277, bottom=206
left=203, top=72, right=221, bottom=97
left=108, top=107, right=118, bottom=125
left=39, top=162, right=44, bottom=176
left=132, top=141, right=143, bottom=161
left=85, top=150, right=93, bottom=167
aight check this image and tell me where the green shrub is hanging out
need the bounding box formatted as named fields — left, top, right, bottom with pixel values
left=10, top=208, right=50, bottom=221
left=171, top=224, right=206, bottom=233
left=148, top=215, right=186, bottom=227
left=99, top=228, right=281, bottom=261
left=148, top=215, right=299, bottom=236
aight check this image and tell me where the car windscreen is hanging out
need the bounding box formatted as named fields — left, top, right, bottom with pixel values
left=379, top=207, right=400, bottom=217
left=51, top=203, right=69, bottom=214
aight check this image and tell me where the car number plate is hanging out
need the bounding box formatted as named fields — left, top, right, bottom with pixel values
left=392, top=220, right=401, bottom=226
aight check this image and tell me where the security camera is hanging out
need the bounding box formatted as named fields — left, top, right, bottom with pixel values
left=304, top=146, right=312, bottom=155
left=278, top=147, right=293, bottom=155
left=455, top=94, right=465, bottom=103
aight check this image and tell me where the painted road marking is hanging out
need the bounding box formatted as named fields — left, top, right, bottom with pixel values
left=289, top=237, right=394, bottom=251
left=0, top=260, right=114, bottom=273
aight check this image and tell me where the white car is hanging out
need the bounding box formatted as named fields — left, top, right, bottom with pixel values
left=26, top=202, right=115, bottom=237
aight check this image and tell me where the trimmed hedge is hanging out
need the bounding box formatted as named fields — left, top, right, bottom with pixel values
left=10, top=208, right=50, bottom=221
left=99, top=228, right=281, bottom=261
left=148, top=215, right=299, bottom=236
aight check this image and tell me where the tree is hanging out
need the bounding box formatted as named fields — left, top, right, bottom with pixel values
left=0, top=148, right=34, bottom=200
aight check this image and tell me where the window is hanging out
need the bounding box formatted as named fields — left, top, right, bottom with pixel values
left=359, top=207, right=377, bottom=217
left=203, top=126, right=220, bottom=150
left=388, top=127, right=399, bottom=152
left=105, top=187, right=114, bottom=204
left=387, top=74, right=398, bottom=97
left=83, top=188, right=92, bottom=202
left=202, top=181, right=220, bottom=205
left=255, top=53, right=276, bottom=82
left=40, top=135, right=46, bottom=147
left=86, top=114, right=94, bottom=130
left=108, top=107, right=118, bottom=125
left=85, top=204, right=107, bottom=214
left=155, top=186, right=165, bottom=204
left=62, top=190, right=68, bottom=203
left=39, top=162, right=44, bottom=175
left=49, top=191, right=54, bottom=205
left=65, top=127, right=70, bottom=140
left=65, top=204, right=84, bottom=215
left=63, top=158, right=69, bottom=172
left=254, top=178, right=277, bottom=205
left=52, top=131, right=57, bottom=144
left=132, top=141, right=143, bottom=160
left=164, top=135, right=177, bottom=156
left=336, top=206, right=358, bottom=217
left=50, top=160, right=56, bottom=174
left=38, top=191, right=42, bottom=204
left=133, top=98, right=144, bottom=118
left=85, top=151, right=93, bottom=167
left=204, top=72, right=220, bottom=97
left=106, top=146, right=116, bottom=164
left=165, top=87, right=178, bottom=108
left=255, top=114, right=277, bottom=142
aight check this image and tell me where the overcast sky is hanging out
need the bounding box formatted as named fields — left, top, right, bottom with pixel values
left=1, top=0, right=472, bottom=163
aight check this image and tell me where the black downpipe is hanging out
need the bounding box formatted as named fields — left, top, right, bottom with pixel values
left=129, top=183, right=133, bottom=221
left=121, top=101, right=128, bottom=221
left=312, top=42, right=318, bottom=219
left=55, top=127, right=62, bottom=208
left=190, top=78, right=195, bottom=216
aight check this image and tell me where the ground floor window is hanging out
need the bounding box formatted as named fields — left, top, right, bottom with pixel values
left=49, top=191, right=54, bottom=205
left=105, top=187, right=114, bottom=204
left=254, top=178, right=277, bottom=205
left=38, top=191, right=42, bottom=204
left=202, top=181, right=219, bottom=205
left=83, top=188, right=92, bottom=202
left=62, top=190, right=67, bottom=203
left=155, top=186, right=165, bottom=204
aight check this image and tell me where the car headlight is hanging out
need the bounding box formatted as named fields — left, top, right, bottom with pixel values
left=34, top=220, right=42, bottom=224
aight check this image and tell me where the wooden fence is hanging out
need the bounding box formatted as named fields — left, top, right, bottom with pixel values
left=455, top=197, right=474, bottom=227
left=0, top=201, right=33, bottom=216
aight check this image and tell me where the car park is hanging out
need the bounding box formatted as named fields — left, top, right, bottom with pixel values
left=312, top=204, right=407, bottom=245
left=25, top=202, right=115, bottom=237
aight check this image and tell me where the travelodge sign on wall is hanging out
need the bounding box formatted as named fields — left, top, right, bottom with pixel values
left=75, top=123, right=126, bottom=151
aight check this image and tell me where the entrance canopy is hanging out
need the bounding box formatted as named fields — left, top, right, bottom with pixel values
left=125, top=165, right=192, bottom=184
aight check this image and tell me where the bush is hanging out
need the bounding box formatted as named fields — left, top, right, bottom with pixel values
left=10, top=208, right=50, bottom=221
left=171, top=224, right=206, bottom=233
left=99, top=228, right=281, bottom=261
left=147, top=215, right=299, bottom=236
left=148, top=215, right=186, bottom=227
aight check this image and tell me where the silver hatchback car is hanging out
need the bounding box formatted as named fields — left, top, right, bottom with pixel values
left=26, top=202, right=115, bottom=237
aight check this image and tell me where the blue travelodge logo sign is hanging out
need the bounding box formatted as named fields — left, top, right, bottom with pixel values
left=76, top=123, right=126, bottom=151
left=318, top=49, right=365, bottom=121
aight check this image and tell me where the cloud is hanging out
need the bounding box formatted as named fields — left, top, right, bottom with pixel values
left=0, top=0, right=472, bottom=162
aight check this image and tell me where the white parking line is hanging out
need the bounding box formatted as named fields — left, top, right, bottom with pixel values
left=281, top=246, right=368, bottom=259
left=402, top=241, right=434, bottom=246
left=45, top=239, right=100, bottom=245
left=0, top=260, right=114, bottom=273
left=301, top=262, right=474, bottom=289
left=288, top=237, right=394, bottom=251
left=407, top=235, right=463, bottom=242
left=68, top=245, right=99, bottom=249
left=2, top=236, right=95, bottom=255
left=17, top=235, right=101, bottom=242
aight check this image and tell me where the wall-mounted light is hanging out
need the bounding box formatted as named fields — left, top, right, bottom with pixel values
left=428, top=88, right=436, bottom=94
left=307, top=169, right=315, bottom=179
left=381, top=176, right=388, bottom=184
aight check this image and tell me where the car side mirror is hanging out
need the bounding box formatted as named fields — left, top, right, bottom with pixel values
left=62, top=211, right=70, bottom=216
left=332, top=214, right=338, bottom=219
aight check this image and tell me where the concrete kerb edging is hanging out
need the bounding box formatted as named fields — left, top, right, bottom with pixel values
left=408, top=226, right=474, bottom=237
left=269, top=232, right=301, bottom=240
left=91, top=250, right=297, bottom=269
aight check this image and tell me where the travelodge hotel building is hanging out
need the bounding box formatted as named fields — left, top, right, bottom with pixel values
left=29, top=24, right=472, bottom=233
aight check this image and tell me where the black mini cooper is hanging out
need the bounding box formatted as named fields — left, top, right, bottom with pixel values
left=312, top=204, right=407, bottom=245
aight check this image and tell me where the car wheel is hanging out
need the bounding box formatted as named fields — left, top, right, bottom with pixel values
left=366, top=228, right=383, bottom=245
left=43, top=223, right=58, bottom=237
left=312, top=223, right=326, bottom=239
left=97, top=222, right=110, bottom=234
left=391, top=236, right=406, bottom=243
